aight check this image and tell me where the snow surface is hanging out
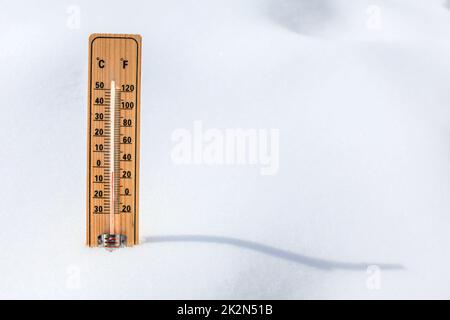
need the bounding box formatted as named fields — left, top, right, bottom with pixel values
left=1, top=0, right=450, bottom=299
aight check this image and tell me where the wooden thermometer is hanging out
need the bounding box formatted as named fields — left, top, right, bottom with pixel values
left=86, top=34, right=142, bottom=248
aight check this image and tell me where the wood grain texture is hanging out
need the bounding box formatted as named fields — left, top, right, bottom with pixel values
left=86, top=34, right=141, bottom=247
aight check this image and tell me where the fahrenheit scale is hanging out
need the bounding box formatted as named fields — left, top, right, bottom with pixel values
left=86, top=34, right=142, bottom=248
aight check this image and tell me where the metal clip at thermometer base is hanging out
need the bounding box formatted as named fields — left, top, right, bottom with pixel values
left=98, top=234, right=127, bottom=249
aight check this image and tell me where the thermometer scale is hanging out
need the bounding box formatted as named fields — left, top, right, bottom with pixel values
left=86, top=34, right=142, bottom=248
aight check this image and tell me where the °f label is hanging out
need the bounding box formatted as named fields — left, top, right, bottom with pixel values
left=86, top=34, right=142, bottom=247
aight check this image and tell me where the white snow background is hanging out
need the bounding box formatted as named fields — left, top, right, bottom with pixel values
left=1, top=0, right=450, bottom=299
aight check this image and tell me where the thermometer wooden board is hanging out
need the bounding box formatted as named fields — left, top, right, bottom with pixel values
left=86, top=34, right=141, bottom=248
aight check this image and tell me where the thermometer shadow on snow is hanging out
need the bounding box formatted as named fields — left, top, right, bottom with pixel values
left=141, top=235, right=404, bottom=271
